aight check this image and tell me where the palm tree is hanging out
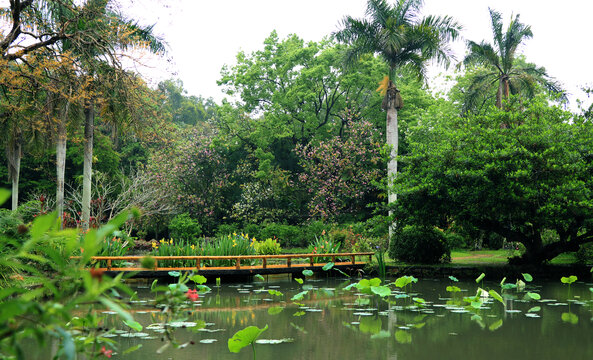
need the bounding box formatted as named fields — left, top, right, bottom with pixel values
left=334, top=0, right=460, bottom=241
left=48, top=0, right=165, bottom=230
left=461, top=8, right=564, bottom=112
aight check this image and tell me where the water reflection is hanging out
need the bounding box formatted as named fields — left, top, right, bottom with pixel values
left=66, top=277, right=593, bottom=359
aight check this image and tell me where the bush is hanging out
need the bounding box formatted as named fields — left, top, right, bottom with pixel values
left=389, top=225, right=450, bottom=264
left=259, top=223, right=303, bottom=247
left=253, top=237, right=282, bottom=255
left=301, top=221, right=330, bottom=245
left=215, top=223, right=240, bottom=237
left=0, top=209, right=27, bottom=242
left=168, top=213, right=202, bottom=242
left=576, top=243, right=593, bottom=264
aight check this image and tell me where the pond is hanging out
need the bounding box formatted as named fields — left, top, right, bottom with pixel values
left=53, top=274, right=593, bottom=359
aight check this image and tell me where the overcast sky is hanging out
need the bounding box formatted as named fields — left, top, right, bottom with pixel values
left=126, top=0, right=592, bottom=110
left=2, top=0, right=591, bottom=109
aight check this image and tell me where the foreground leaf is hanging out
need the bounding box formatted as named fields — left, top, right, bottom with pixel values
left=228, top=325, right=268, bottom=353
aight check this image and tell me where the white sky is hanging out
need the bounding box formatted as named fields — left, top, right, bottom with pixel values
left=2, top=0, right=592, bottom=109
left=131, top=0, right=593, bottom=110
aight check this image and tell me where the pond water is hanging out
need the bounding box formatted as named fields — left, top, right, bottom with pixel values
left=83, top=275, right=593, bottom=359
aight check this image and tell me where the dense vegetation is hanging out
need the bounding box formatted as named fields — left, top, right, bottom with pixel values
left=2, top=0, right=593, bottom=270
left=1, top=0, right=593, bottom=359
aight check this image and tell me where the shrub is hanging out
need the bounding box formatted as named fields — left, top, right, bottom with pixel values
left=0, top=209, right=27, bottom=242
left=389, top=225, right=450, bottom=264
left=301, top=221, right=330, bottom=244
left=259, top=223, right=303, bottom=247
left=307, top=234, right=341, bottom=262
left=576, top=243, right=593, bottom=264
left=168, top=213, right=202, bottom=242
left=253, top=237, right=282, bottom=255
left=215, top=223, right=240, bottom=237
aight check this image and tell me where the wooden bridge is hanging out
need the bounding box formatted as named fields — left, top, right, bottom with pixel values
left=86, top=252, right=375, bottom=278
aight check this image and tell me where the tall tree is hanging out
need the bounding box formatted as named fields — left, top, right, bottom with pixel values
left=334, top=0, right=460, bottom=240
left=461, top=8, right=563, bottom=112
left=54, top=0, right=165, bottom=230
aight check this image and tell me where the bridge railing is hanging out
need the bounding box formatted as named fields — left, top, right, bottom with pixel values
left=79, top=252, right=375, bottom=271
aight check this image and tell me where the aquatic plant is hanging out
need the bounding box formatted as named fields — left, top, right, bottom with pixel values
left=228, top=325, right=268, bottom=359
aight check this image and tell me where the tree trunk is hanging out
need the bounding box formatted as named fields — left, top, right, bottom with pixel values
left=495, top=78, right=503, bottom=109
left=383, top=81, right=402, bottom=246
left=82, top=102, right=94, bottom=231
left=56, top=100, right=69, bottom=229
left=7, top=134, right=21, bottom=211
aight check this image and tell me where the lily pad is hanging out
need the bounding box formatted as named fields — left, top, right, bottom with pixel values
left=200, top=339, right=217, bottom=344
left=255, top=338, right=294, bottom=344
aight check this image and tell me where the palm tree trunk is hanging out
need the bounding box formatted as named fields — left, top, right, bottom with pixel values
left=384, top=81, right=401, bottom=246
left=496, top=79, right=503, bottom=109
left=56, top=101, right=69, bottom=229
left=82, top=102, right=94, bottom=231
left=7, top=134, right=21, bottom=211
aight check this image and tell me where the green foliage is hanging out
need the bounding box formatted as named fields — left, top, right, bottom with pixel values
left=0, top=209, right=27, bottom=242
left=389, top=225, right=450, bottom=264
left=576, top=243, right=593, bottom=264
left=252, top=237, right=282, bottom=255
left=308, top=234, right=341, bottom=262
left=168, top=213, right=202, bottom=242
left=394, top=99, right=593, bottom=265
left=0, top=207, right=138, bottom=359
left=259, top=223, right=303, bottom=247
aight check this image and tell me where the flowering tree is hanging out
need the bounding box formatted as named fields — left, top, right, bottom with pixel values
left=147, top=127, right=234, bottom=233
left=297, top=118, right=384, bottom=220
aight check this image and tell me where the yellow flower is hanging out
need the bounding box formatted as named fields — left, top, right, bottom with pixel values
left=191, top=244, right=195, bottom=250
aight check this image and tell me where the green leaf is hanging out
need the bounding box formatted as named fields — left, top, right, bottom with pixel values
left=291, top=290, right=309, bottom=301
left=294, top=278, right=303, bottom=285
left=370, top=286, right=391, bottom=298
left=0, top=188, right=11, bottom=205
left=122, top=344, right=143, bottom=355
left=302, top=269, right=314, bottom=277
left=395, top=330, right=412, bottom=344
left=322, top=262, right=334, bottom=271
left=56, top=327, right=75, bottom=360
left=561, top=275, right=577, bottom=284
left=168, top=271, right=181, bottom=277
left=293, top=311, right=305, bottom=317
left=488, top=319, right=503, bottom=331
left=196, top=284, right=211, bottom=293
left=190, top=274, right=207, bottom=284
left=528, top=306, right=541, bottom=313
left=394, top=276, right=415, bottom=288
left=446, top=285, right=461, bottom=293
left=526, top=292, right=541, bottom=300
left=267, top=306, right=284, bottom=315
left=168, top=283, right=189, bottom=293
left=448, top=275, right=459, bottom=282
left=501, top=283, right=517, bottom=290
left=268, top=289, right=283, bottom=297
left=254, top=274, right=265, bottom=281
left=522, top=273, right=533, bottom=282
left=228, top=325, right=268, bottom=353
left=561, top=312, right=578, bottom=324
left=500, top=277, right=506, bottom=286
left=412, top=297, right=425, bottom=304
left=489, top=290, right=504, bottom=305
left=123, top=320, right=143, bottom=332
left=99, top=297, right=132, bottom=323
left=471, top=300, right=483, bottom=309
left=475, top=273, right=485, bottom=283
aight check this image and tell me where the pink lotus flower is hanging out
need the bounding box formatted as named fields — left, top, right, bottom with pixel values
left=186, top=289, right=199, bottom=301
left=100, top=346, right=113, bottom=358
